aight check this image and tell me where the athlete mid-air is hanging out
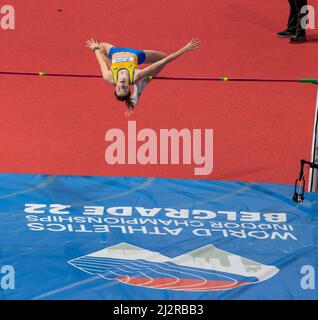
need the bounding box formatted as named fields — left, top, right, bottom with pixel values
left=86, top=38, right=201, bottom=117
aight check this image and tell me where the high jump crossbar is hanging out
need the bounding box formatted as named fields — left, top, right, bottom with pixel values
left=0, top=71, right=317, bottom=84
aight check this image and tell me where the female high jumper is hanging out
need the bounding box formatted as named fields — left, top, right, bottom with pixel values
left=85, top=38, right=201, bottom=117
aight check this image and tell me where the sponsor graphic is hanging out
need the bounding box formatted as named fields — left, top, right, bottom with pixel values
left=69, top=242, right=279, bottom=291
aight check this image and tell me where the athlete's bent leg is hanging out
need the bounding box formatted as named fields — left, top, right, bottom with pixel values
left=99, top=42, right=114, bottom=57
left=99, top=42, right=115, bottom=67
left=143, top=50, right=167, bottom=64
left=131, top=51, right=167, bottom=106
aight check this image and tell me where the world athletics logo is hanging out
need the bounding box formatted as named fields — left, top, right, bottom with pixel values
left=68, top=243, right=279, bottom=291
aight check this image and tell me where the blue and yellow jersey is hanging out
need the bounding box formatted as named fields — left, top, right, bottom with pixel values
left=110, top=56, right=139, bottom=85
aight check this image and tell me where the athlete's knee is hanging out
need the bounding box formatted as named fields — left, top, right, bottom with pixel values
left=100, top=42, right=113, bottom=53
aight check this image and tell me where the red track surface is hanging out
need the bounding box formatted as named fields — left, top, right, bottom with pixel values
left=116, top=276, right=249, bottom=291
left=0, top=0, right=317, bottom=184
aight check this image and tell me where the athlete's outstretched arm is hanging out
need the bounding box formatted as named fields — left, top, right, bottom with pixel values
left=85, top=39, right=112, bottom=82
left=136, top=38, right=200, bottom=81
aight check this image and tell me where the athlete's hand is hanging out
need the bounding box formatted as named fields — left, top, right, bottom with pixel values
left=125, top=108, right=135, bottom=118
left=183, top=38, right=201, bottom=52
left=85, top=38, right=100, bottom=50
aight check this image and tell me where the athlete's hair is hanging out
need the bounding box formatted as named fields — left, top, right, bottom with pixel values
left=114, top=90, right=135, bottom=110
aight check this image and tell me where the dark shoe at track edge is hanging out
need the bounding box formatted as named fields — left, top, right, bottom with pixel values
left=277, top=29, right=295, bottom=38
left=289, top=34, right=307, bottom=44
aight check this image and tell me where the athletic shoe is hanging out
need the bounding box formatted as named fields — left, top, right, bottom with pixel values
left=131, top=90, right=139, bottom=106
left=289, top=33, right=307, bottom=44
left=131, top=77, right=152, bottom=105
left=136, top=76, right=152, bottom=96
left=277, top=29, right=295, bottom=38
